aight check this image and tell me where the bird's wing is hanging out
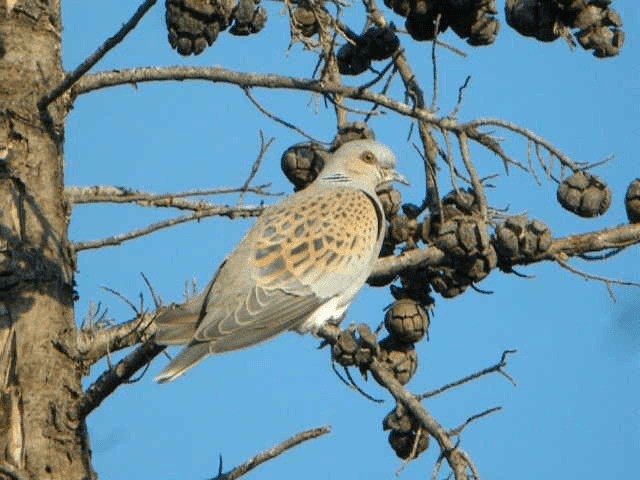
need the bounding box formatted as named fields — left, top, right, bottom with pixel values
left=192, top=186, right=382, bottom=352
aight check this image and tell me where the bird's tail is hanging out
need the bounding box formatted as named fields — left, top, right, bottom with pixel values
left=154, top=300, right=203, bottom=345
left=154, top=342, right=210, bottom=383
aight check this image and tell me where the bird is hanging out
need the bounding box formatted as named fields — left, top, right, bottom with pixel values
left=153, top=139, right=407, bottom=383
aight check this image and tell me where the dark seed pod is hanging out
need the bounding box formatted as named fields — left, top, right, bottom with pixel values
left=280, top=143, right=326, bottom=190
left=557, top=171, right=611, bottom=217
left=445, top=0, right=500, bottom=46
left=388, top=429, right=429, bottom=459
left=434, top=218, right=497, bottom=282
left=331, top=328, right=359, bottom=367
left=494, top=215, right=552, bottom=262
left=378, top=187, right=403, bottom=219
left=384, top=298, right=429, bottom=344
left=625, top=178, right=640, bottom=223
left=575, top=25, right=624, bottom=58
left=332, top=122, right=376, bottom=150
left=383, top=0, right=412, bottom=18
left=337, top=43, right=371, bottom=76
left=505, top=0, right=561, bottom=42
left=442, top=188, right=481, bottom=219
left=429, top=268, right=470, bottom=298
left=230, top=0, right=268, bottom=36
left=405, top=12, right=448, bottom=42
left=376, top=337, right=418, bottom=385
left=383, top=405, right=418, bottom=433
left=165, top=0, right=235, bottom=55
left=292, top=6, right=319, bottom=37
left=361, top=27, right=400, bottom=60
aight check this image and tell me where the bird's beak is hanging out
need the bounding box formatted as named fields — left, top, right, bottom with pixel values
left=383, top=168, right=410, bottom=186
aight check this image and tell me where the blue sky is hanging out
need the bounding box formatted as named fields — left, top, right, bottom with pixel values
left=62, top=2, right=638, bottom=479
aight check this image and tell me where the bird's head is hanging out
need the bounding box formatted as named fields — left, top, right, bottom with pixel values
left=317, top=140, right=408, bottom=191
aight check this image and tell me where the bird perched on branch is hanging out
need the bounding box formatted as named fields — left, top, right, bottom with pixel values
left=154, top=139, right=407, bottom=383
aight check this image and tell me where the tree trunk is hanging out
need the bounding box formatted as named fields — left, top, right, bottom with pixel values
left=0, top=2, right=93, bottom=479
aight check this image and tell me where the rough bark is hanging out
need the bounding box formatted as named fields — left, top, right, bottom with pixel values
left=0, top=2, right=93, bottom=479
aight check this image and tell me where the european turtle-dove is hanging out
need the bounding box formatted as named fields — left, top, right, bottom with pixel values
left=154, top=139, right=406, bottom=383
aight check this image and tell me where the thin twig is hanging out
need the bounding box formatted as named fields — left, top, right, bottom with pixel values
left=242, top=88, right=328, bottom=144
left=73, top=205, right=264, bottom=252
left=238, top=131, right=274, bottom=206
left=555, top=255, right=640, bottom=301
left=209, top=426, right=331, bottom=480
left=39, top=0, right=157, bottom=109
left=419, top=350, right=517, bottom=400
left=448, top=407, right=502, bottom=437
left=343, top=366, right=384, bottom=403
left=449, top=76, right=471, bottom=119
left=457, top=131, right=488, bottom=219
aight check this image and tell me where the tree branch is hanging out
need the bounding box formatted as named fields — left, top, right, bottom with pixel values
left=39, top=0, right=158, bottom=109
left=65, top=185, right=281, bottom=208
left=76, top=313, right=157, bottom=365
left=368, top=223, right=640, bottom=282
left=72, top=205, right=265, bottom=252
left=317, top=325, right=476, bottom=480
left=419, top=350, right=517, bottom=400
left=77, top=340, right=165, bottom=418
left=210, top=426, right=331, bottom=480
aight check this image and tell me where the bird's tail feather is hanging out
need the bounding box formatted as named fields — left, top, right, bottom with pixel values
left=154, top=301, right=202, bottom=345
left=154, top=342, right=210, bottom=383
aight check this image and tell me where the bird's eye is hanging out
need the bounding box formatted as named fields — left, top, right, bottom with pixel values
left=360, top=150, right=376, bottom=164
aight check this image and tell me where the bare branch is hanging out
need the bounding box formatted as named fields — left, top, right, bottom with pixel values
left=419, top=350, right=517, bottom=400
left=238, top=132, right=274, bottom=206
left=242, top=88, right=328, bottom=144
left=448, top=407, right=502, bottom=437
left=369, top=223, right=640, bottom=282
left=65, top=185, right=281, bottom=207
left=317, top=325, right=477, bottom=480
left=73, top=205, right=265, bottom=252
left=39, top=0, right=157, bottom=109
left=209, top=426, right=331, bottom=480
left=457, top=131, right=488, bottom=219
left=76, top=313, right=157, bottom=365
left=77, top=340, right=165, bottom=418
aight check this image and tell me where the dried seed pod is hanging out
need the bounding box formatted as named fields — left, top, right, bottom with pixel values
left=505, top=0, right=561, bottom=42
left=388, top=429, right=429, bottom=459
left=384, top=298, right=429, bottom=344
left=361, top=26, right=400, bottom=60
left=230, top=0, right=268, bottom=36
left=383, top=404, right=417, bottom=433
left=405, top=12, right=448, bottom=42
left=376, top=337, right=418, bottom=385
left=575, top=25, right=624, bottom=58
left=332, top=122, right=376, bottom=150
left=429, top=268, right=470, bottom=298
left=383, top=0, right=411, bottom=18
left=557, top=171, right=611, bottom=217
left=445, top=0, right=500, bottom=46
left=442, top=188, right=481, bottom=219
left=389, top=215, right=419, bottom=246
left=494, top=215, right=553, bottom=262
left=292, top=6, right=319, bottom=37
left=280, top=143, right=326, bottom=190
left=625, top=178, right=640, bottom=223
left=332, top=328, right=359, bottom=367
left=165, top=0, right=235, bottom=55
left=378, top=187, right=403, bottom=219
left=337, top=43, right=371, bottom=76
